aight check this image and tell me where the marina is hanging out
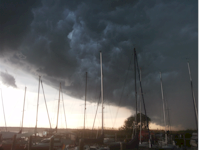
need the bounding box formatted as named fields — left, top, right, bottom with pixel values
left=0, top=51, right=198, bottom=150
left=0, top=0, right=198, bottom=150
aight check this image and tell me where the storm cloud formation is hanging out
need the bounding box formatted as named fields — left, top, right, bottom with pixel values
left=0, top=72, right=17, bottom=88
left=0, top=0, right=198, bottom=129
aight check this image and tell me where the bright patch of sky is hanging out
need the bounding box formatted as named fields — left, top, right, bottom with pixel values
left=0, top=81, right=133, bottom=129
left=0, top=63, right=133, bottom=129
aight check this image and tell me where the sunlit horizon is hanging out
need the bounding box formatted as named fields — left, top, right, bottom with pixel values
left=0, top=78, right=133, bottom=130
left=0, top=81, right=189, bottom=131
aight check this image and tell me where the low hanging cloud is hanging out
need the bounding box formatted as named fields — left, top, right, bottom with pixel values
left=0, top=72, right=17, bottom=88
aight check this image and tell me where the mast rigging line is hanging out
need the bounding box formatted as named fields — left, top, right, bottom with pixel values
left=35, top=76, right=41, bottom=134
left=187, top=61, right=198, bottom=130
left=134, top=49, right=149, bottom=130
left=56, top=83, right=61, bottom=133
left=107, top=102, right=114, bottom=127
left=61, top=85, right=67, bottom=129
left=21, top=87, right=27, bottom=132
left=112, top=49, right=134, bottom=128
left=41, top=80, right=52, bottom=129
left=160, top=72, right=167, bottom=133
left=134, top=48, right=152, bottom=146
left=91, top=80, right=102, bottom=130
left=92, top=92, right=101, bottom=130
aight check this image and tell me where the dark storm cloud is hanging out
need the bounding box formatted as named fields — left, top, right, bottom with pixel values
left=0, top=72, right=17, bottom=88
left=0, top=0, right=41, bottom=52
left=0, top=0, right=198, bottom=129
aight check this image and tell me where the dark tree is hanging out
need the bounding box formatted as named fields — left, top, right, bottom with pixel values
left=119, top=113, right=151, bottom=132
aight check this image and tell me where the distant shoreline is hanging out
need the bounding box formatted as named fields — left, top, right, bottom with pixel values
left=0, top=126, right=118, bottom=132
left=0, top=127, right=197, bottom=133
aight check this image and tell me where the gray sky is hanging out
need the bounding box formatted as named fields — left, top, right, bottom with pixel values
left=0, top=0, right=198, bottom=130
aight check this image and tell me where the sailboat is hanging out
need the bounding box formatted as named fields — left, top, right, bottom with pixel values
left=35, top=77, right=57, bottom=137
left=0, top=87, right=33, bottom=150
left=30, top=82, right=64, bottom=150
left=81, top=52, right=104, bottom=146
left=43, top=82, right=67, bottom=137
left=158, top=72, right=175, bottom=149
left=110, top=48, right=148, bottom=150
left=32, top=76, right=46, bottom=143
left=138, top=69, right=150, bottom=148
left=40, top=79, right=55, bottom=136
left=187, top=61, right=198, bottom=148
left=0, top=87, right=32, bottom=140
left=66, top=52, right=105, bottom=150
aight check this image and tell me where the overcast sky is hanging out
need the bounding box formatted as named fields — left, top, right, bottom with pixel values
left=0, top=0, right=198, bottom=130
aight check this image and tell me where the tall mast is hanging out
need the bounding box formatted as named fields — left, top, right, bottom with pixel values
left=35, top=76, right=41, bottom=134
left=165, top=97, right=171, bottom=131
left=21, top=87, right=27, bottom=132
left=134, top=48, right=137, bottom=134
left=187, top=62, right=198, bottom=130
left=84, top=72, right=87, bottom=137
left=134, top=49, right=149, bottom=131
left=160, top=72, right=167, bottom=144
left=100, top=51, right=104, bottom=135
left=134, top=49, right=151, bottom=146
left=139, top=68, right=142, bottom=144
left=1, top=89, right=7, bottom=131
left=56, top=83, right=61, bottom=133
left=167, top=108, right=171, bottom=131
left=41, top=80, right=52, bottom=129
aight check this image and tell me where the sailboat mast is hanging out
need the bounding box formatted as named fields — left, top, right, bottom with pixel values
left=187, top=62, right=198, bottom=130
left=160, top=72, right=167, bottom=143
left=56, top=83, right=61, bottom=133
left=35, top=76, right=41, bottom=134
left=165, top=98, right=171, bottom=131
left=134, top=49, right=149, bottom=130
left=1, top=89, right=7, bottom=131
left=21, top=87, right=27, bottom=132
left=139, top=69, right=142, bottom=144
left=134, top=48, right=138, bottom=133
left=166, top=108, right=171, bottom=131
left=84, top=72, right=87, bottom=137
left=100, top=51, right=104, bottom=135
